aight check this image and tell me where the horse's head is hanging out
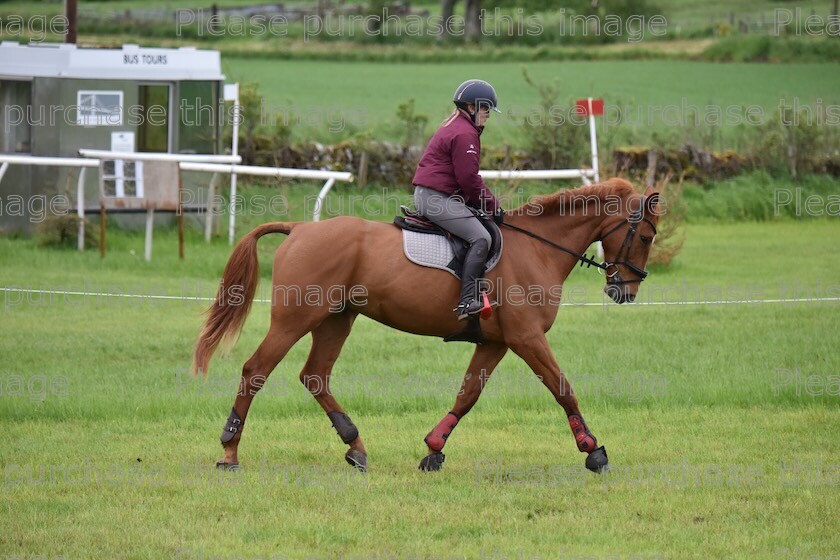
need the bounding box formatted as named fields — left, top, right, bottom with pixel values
left=599, top=186, right=661, bottom=304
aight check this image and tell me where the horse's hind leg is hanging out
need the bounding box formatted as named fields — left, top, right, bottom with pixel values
left=298, top=311, right=367, bottom=470
left=217, top=324, right=307, bottom=470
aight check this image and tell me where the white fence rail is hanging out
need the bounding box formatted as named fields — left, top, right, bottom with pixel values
left=0, top=153, right=355, bottom=254
left=1, top=154, right=599, bottom=256
left=480, top=169, right=596, bottom=181
left=176, top=162, right=354, bottom=243
left=77, top=150, right=241, bottom=164
left=0, top=155, right=100, bottom=252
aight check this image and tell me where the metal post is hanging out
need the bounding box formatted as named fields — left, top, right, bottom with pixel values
left=588, top=97, right=604, bottom=259
left=313, top=178, right=336, bottom=222
left=228, top=83, right=240, bottom=246
left=205, top=172, right=219, bottom=242
left=588, top=97, right=599, bottom=183
left=178, top=174, right=185, bottom=260
left=228, top=165, right=238, bottom=245
left=145, top=209, right=154, bottom=262
left=99, top=205, right=106, bottom=258
left=77, top=167, right=86, bottom=251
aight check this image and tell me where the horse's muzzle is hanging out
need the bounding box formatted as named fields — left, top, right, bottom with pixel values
left=604, top=283, right=635, bottom=304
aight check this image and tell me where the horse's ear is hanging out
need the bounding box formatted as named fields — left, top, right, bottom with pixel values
left=645, top=192, right=661, bottom=215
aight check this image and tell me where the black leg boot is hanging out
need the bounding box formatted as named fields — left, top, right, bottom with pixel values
left=453, top=239, right=494, bottom=320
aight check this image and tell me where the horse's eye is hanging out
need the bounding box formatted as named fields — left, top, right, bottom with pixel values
left=640, top=236, right=653, bottom=245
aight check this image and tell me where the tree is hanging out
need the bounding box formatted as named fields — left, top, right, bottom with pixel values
left=438, top=0, right=482, bottom=41
left=465, top=0, right=481, bottom=40
left=438, top=0, right=458, bottom=40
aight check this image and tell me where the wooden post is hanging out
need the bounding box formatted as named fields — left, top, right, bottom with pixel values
left=65, top=0, right=77, bottom=44
left=646, top=149, right=659, bottom=189
left=99, top=204, right=106, bottom=257
left=357, top=151, right=368, bottom=188
left=178, top=175, right=185, bottom=260
left=210, top=3, right=219, bottom=35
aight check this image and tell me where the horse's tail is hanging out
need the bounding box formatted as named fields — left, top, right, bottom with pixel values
left=191, top=222, right=298, bottom=376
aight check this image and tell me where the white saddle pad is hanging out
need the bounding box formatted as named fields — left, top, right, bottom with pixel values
left=402, top=230, right=502, bottom=279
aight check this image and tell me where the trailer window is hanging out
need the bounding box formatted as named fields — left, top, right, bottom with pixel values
left=77, top=90, right=123, bottom=126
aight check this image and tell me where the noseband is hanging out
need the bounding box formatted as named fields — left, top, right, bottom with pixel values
left=598, top=208, right=658, bottom=285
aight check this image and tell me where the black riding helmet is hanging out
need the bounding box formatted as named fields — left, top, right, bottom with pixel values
left=453, top=79, right=501, bottom=123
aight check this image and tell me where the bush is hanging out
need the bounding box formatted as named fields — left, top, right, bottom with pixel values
left=739, top=104, right=840, bottom=180
left=395, top=98, right=429, bottom=148
left=647, top=174, right=685, bottom=266
left=37, top=214, right=98, bottom=249
left=702, top=36, right=840, bottom=63
left=520, top=68, right=590, bottom=170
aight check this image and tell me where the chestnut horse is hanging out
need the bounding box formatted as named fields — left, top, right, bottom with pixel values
left=192, top=178, right=660, bottom=473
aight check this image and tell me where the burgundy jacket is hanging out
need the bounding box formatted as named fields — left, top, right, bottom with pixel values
left=412, top=110, right=500, bottom=213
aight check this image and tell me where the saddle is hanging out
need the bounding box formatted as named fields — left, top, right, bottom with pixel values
left=393, top=206, right=503, bottom=279
left=393, top=206, right=503, bottom=345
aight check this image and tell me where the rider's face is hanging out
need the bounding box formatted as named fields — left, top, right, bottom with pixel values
left=468, top=104, right=491, bottom=126
left=477, top=106, right=491, bottom=126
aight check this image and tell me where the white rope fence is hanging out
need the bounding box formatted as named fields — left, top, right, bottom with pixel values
left=1, top=287, right=837, bottom=307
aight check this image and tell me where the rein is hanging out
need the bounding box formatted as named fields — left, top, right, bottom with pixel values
left=500, top=208, right=658, bottom=285
left=500, top=222, right=607, bottom=271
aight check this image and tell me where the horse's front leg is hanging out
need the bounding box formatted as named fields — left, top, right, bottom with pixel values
left=509, top=334, right=609, bottom=473
left=419, top=342, right=508, bottom=471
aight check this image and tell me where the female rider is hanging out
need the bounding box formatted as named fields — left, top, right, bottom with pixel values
left=412, top=79, right=505, bottom=320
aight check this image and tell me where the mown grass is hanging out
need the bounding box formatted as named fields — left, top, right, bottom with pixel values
left=1, top=186, right=839, bottom=558
left=3, top=175, right=839, bottom=291
left=217, top=58, right=840, bottom=147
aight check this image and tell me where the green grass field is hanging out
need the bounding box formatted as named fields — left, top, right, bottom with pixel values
left=221, top=58, right=840, bottom=146
left=1, top=187, right=839, bottom=558
left=2, top=2, right=839, bottom=557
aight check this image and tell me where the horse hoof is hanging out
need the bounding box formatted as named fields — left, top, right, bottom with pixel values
left=585, top=446, right=609, bottom=473
left=419, top=452, right=445, bottom=472
left=216, top=461, right=241, bottom=471
left=345, top=449, right=368, bottom=472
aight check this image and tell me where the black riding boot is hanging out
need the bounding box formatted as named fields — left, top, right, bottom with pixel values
left=453, top=239, right=494, bottom=320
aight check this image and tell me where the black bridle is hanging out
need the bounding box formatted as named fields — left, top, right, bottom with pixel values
left=500, top=206, right=657, bottom=286
left=598, top=208, right=658, bottom=285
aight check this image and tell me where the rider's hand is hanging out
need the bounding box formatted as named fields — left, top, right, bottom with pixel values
left=493, top=208, right=505, bottom=224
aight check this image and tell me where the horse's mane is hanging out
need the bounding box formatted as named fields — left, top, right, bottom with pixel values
left=515, top=178, right=637, bottom=215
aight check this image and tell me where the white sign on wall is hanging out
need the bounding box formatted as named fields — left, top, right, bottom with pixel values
left=107, top=132, right=144, bottom=198
left=111, top=131, right=135, bottom=153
